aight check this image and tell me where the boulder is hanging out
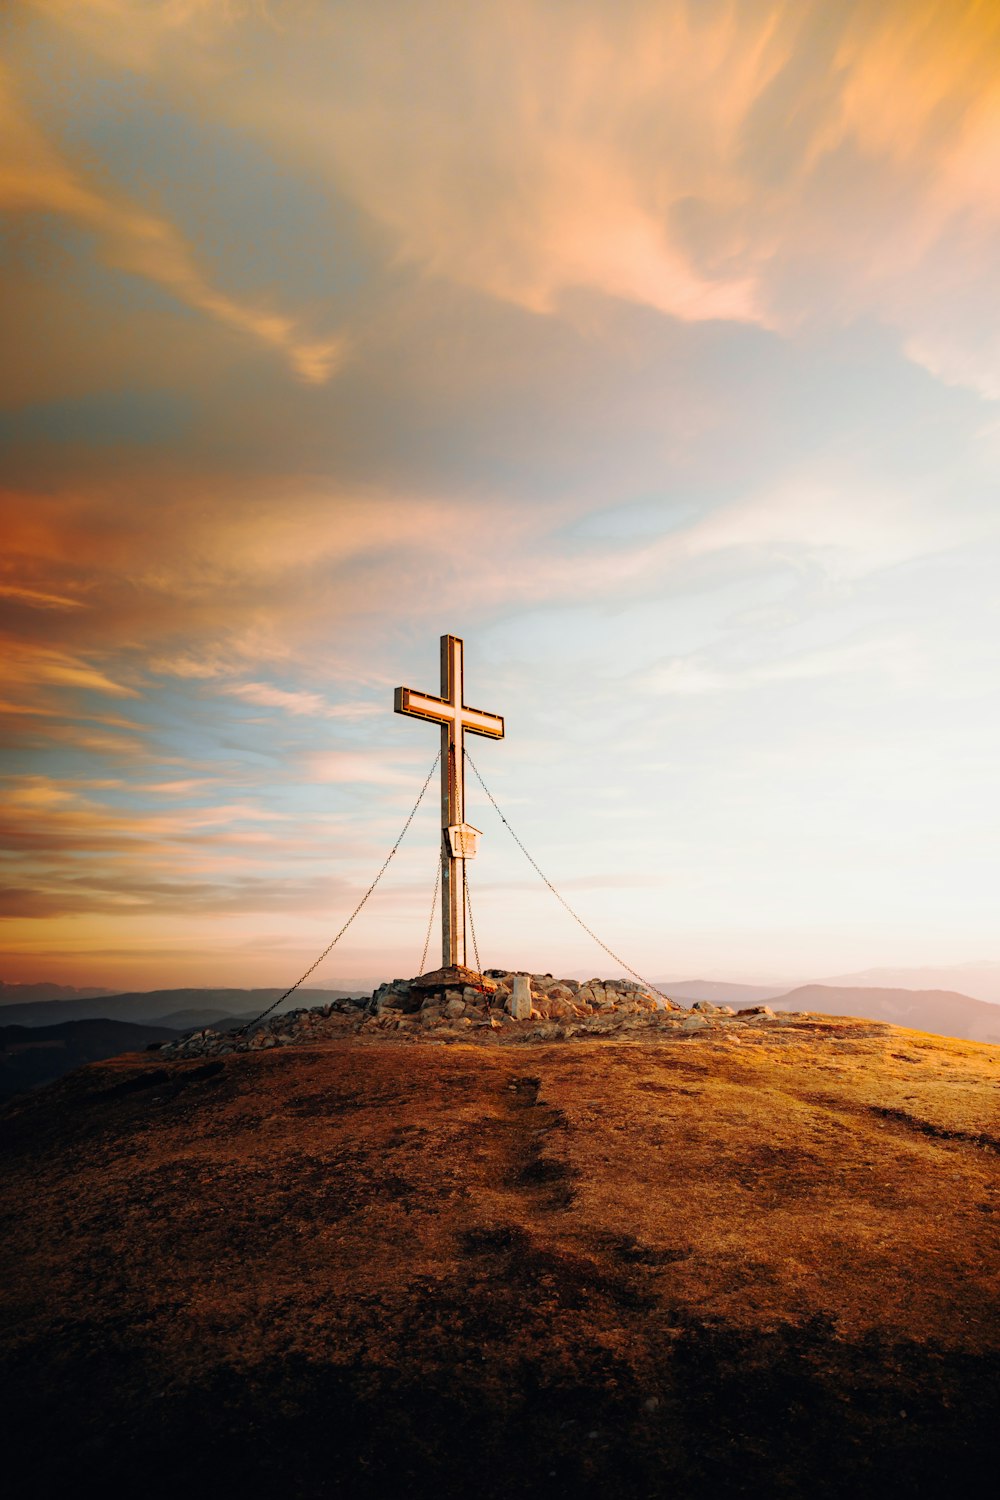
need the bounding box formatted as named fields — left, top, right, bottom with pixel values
left=547, top=997, right=575, bottom=1019
left=508, top=973, right=532, bottom=1021
left=378, top=993, right=407, bottom=1013
left=373, top=978, right=421, bottom=1015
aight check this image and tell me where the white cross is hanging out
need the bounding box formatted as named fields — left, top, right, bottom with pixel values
left=395, top=635, right=503, bottom=969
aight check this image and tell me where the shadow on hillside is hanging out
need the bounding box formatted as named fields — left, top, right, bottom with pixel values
left=5, top=1314, right=995, bottom=1499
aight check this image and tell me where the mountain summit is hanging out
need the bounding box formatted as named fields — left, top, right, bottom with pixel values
left=2, top=1016, right=997, bottom=1498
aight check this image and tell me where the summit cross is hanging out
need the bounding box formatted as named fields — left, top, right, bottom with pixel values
left=395, top=635, right=503, bottom=969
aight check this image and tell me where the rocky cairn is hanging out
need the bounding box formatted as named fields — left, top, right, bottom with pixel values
left=157, top=966, right=781, bottom=1059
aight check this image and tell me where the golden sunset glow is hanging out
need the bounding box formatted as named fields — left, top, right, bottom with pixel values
left=2, top=0, right=999, bottom=993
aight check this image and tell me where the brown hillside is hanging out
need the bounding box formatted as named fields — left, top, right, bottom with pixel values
left=2, top=1017, right=998, bottom=1499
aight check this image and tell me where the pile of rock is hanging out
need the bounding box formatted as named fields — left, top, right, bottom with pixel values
left=156, top=969, right=782, bottom=1059
left=156, top=996, right=366, bottom=1059
left=372, top=965, right=679, bottom=1021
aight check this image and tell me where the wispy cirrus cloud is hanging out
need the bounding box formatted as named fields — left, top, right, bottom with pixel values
left=0, top=61, right=345, bottom=382
left=25, top=0, right=1000, bottom=394
left=302, top=749, right=429, bottom=786
left=0, top=771, right=371, bottom=926
left=224, top=682, right=382, bottom=719
left=638, top=633, right=915, bottom=699
left=0, top=582, right=85, bottom=609
left=0, top=640, right=139, bottom=698
left=0, top=470, right=559, bottom=683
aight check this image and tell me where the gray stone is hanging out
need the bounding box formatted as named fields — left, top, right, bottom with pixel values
left=378, top=992, right=407, bottom=1013
left=508, top=973, right=532, bottom=1020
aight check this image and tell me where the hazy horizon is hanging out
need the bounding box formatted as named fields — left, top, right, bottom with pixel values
left=2, top=2, right=999, bottom=992
left=5, top=961, right=1000, bottom=1012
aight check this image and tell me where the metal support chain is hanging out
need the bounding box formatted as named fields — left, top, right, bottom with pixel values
left=464, top=868, right=482, bottom=975
left=420, top=858, right=441, bottom=974
left=464, top=748, right=671, bottom=1005
left=238, top=750, right=441, bottom=1034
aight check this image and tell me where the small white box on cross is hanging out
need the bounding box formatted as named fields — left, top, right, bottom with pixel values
left=445, top=823, right=482, bottom=859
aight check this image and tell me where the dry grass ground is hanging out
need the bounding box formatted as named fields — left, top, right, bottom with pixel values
left=1, top=1015, right=998, bottom=1498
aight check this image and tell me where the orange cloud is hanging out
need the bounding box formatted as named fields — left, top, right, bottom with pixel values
left=0, top=61, right=345, bottom=382
left=1, top=641, right=138, bottom=698
left=302, top=750, right=428, bottom=786
left=142, top=778, right=221, bottom=795
left=26, top=0, right=1000, bottom=393
left=0, top=582, right=85, bottom=609
left=221, top=683, right=378, bottom=719
left=0, top=772, right=372, bottom=938
left=235, top=2, right=780, bottom=326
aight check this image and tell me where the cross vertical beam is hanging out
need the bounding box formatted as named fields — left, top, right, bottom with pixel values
left=394, top=634, right=504, bottom=969
left=440, top=634, right=465, bottom=968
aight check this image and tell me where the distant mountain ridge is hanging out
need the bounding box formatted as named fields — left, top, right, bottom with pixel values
left=0, top=987, right=368, bottom=1031
left=0, top=981, right=117, bottom=1004
left=762, top=984, right=1000, bottom=1045
left=817, top=963, right=1000, bottom=1005
left=658, top=979, right=783, bottom=1004
left=4, top=978, right=999, bottom=1048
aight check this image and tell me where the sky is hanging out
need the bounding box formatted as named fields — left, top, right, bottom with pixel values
left=1, top=0, right=999, bottom=994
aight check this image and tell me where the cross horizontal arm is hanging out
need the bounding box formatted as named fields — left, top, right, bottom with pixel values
left=394, top=686, right=504, bottom=739
left=460, top=704, right=504, bottom=738
left=394, top=687, right=455, bottom=725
